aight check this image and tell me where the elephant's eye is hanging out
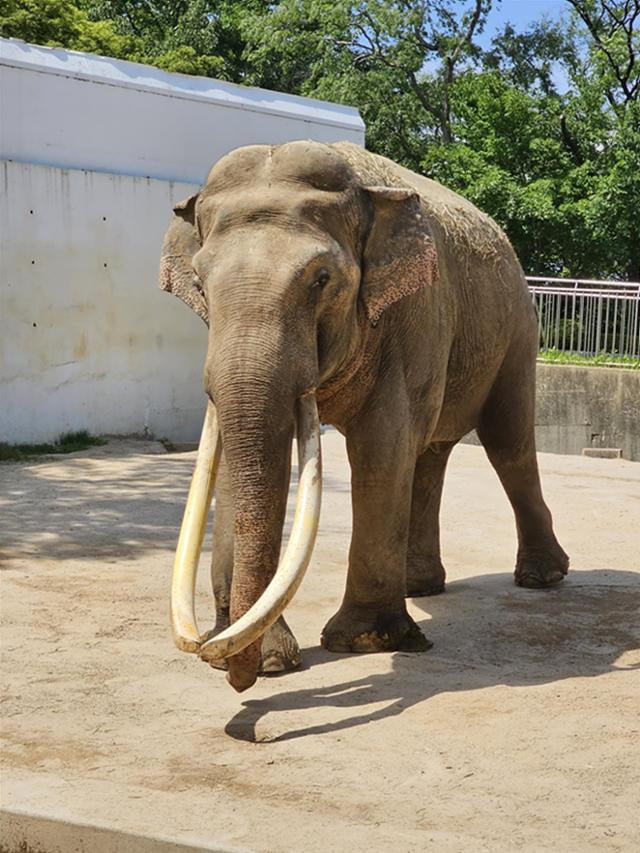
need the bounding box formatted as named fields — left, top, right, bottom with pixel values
left=312, top=269, right=330, bottom=289
left=192, top=272, right=205, bottom=295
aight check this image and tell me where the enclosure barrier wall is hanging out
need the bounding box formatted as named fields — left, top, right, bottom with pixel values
left=534, top=364, right=640, bottom=461
left=463, top=364, right=640, bottom=461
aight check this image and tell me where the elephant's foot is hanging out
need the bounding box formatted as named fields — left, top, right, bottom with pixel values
left=201, top=614, right=301, bottom=674
left=321, top=603, right=432, bottom=653
left=406, top=557, right=446, bottom=597
left=260, top=617, right=301, bottom=673
left=515, top=545, right=569, bottom=589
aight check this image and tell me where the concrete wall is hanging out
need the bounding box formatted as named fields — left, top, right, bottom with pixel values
left=535, top=364, right=640, bottom=461
left=0, top=39, right=364, bottom=443
left=1, top=161, right=205, bottom=442
left=463, top=364, right=640, bottom=462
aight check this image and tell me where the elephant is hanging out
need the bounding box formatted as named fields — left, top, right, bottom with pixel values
left=159, top=140, right=569, bottom=692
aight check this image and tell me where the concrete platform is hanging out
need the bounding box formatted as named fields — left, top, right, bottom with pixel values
left=1, top=433, right=639, bottom=852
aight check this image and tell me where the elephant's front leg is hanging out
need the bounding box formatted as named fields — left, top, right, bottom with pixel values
left=321, top=406, right=432, bottom=654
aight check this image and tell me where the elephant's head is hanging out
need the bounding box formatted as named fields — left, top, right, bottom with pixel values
left=159, top=141, right=438, bottom=691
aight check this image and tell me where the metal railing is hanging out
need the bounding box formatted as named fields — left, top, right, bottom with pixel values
left=526, top=277, right=640, bottom=360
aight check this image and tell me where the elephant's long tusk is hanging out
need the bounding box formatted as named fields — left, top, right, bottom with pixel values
left=171, top=400, right=221, bottom=652
left=198, top=393, right=322, bottom=665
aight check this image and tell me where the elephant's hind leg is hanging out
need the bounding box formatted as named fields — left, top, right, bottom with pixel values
left=406, top=441, right=457, bottom=596
left=477, top=345, right=569, bottom=588
left=207, top=454, right=301, bottom=672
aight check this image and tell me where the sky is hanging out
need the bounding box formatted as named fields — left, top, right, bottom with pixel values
left=479, top=0, right=572, bottom=91
left=483, top=0, right=568, bottom=41
left=419, top=1, right=572, bottom=86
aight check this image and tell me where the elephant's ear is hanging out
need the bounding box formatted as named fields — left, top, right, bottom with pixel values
left=159, top=193, right=209, bottom=326
left=361, top=186, right=438, bottom=327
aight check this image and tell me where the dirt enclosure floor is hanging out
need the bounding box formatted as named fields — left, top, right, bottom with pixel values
left=1, top=431, right=639, bottom=852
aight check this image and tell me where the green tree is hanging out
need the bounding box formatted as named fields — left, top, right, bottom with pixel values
left=0, top=1, right=268, bottom=78
left=483, top=18, right=579, bottom=94
left=584, top=101, right=640, bottom=279
left=563, top=0, right=640, bottom=279
left=83, top=1, right=269, bottom=78
left=0, top=0, right=139, bottom=57
left=421, top=71, right=571, bottom=274
left=567, top=0, right=639, bottom=109
left=426, top=2, right=639, bottom=280
left=242, top=0, right=493, bottom=165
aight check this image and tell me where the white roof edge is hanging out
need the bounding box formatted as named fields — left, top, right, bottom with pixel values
left=0, top=38, right=365, bottom=133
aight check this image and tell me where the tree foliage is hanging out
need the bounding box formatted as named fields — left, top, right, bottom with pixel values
left=0, top=0, right=138, bottom=57
left=241, top=1, right=493, bottom=157
left=2, top=0, right=638, bottom=280
left=567, top=0, right=639, bottom=107
left=83, top=1, right=270, bottom=77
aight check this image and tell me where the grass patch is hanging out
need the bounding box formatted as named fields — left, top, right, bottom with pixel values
left=0, top=430, right=107, bottom=462
left=538, top=349, right=640, bottom=369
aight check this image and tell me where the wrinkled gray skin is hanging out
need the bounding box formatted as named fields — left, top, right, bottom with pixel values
left=160, top=141, right=569, bottom=691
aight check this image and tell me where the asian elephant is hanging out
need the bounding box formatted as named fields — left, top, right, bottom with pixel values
left=159, top=140, right=569, bottom=692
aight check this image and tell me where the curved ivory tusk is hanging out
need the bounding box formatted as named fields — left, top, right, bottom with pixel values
left=171, top=400, right=221, bottom=652
left=198, top=393, right=322, bottom=665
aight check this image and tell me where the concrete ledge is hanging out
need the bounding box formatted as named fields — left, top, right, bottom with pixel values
left=461, top=363, right=640, bottom=461
left=535, top=364, right=640, bottom=461
left=0, top=809, right=245, bottom=853
left=582, top=447, right=622, bottom=459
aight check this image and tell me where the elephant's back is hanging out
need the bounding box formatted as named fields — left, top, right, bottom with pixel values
left=334, top=142, right=519, bottom=276
left=333, top=142, right=535, bottom=356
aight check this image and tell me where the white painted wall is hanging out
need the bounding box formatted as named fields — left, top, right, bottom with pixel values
left=0, top=40, right=365, bottom=443
left=1, top=161, right=205, bottom=442
left=0, top=39, right=364, bottom=182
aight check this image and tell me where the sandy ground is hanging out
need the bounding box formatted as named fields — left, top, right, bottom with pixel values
left=1, top=432, right=639, bottom=852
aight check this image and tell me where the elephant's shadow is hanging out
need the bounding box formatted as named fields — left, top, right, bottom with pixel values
left=225, top=569, right=640, bottom=742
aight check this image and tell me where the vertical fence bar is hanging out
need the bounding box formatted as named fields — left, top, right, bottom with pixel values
left=632, top=291, right=640, bottom=358
left=584, top=295, right=590, bottom=355
left=619, top=300, right=627, bottom=358
left=536, top=291, right=543, bottom=348
left=577, top=294, right=584, bottom=354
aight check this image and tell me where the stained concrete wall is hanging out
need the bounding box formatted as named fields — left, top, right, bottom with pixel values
left=534, top=364, right=640, bottom=462
left=0, top=39, right=364, bottom=444
left=463, top=364, right=640, bottom=462
left=1, top=161, right=206, bottom=443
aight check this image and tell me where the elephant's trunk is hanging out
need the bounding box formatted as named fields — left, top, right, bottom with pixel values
left=217, top=369, right=295, bottom=689
left=169, top=336, right=322, bottom=692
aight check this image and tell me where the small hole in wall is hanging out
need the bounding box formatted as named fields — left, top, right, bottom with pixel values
left=33, top=322, right=37, bottom=328
left=103, top=262, right=108, bottom=268
left=102, top=216, right=107, bottom=221
left=31, top=260, right=35, bottom=264
left=29, top=209, right=34, bottom=215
